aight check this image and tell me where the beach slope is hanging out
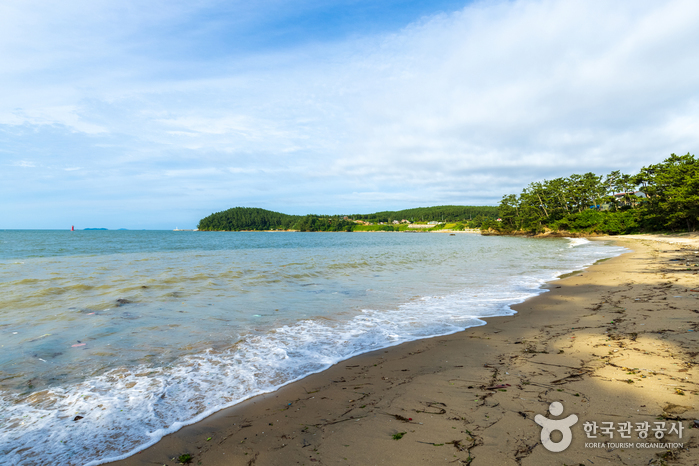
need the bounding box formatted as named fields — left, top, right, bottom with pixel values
left=110, top=235, right=699, bottom=465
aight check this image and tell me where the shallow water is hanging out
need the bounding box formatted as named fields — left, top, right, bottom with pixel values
left=0, top=230, right=626, bottom=464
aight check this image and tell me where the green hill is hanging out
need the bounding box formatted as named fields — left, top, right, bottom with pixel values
left=197, top=207, right=299, bottom=231
left=197, top=205, right=497, bottom=231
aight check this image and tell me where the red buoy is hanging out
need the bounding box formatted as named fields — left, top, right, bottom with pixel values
left=71, top=225, right=74, bottom=231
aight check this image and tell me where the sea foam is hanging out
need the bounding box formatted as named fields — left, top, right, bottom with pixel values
left=0, top=234, right=627, bottom=465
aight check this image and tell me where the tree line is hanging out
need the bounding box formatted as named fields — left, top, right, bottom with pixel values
left=197, top=205, right=497, bottom=231
left=351, top=205, right=498, bottom=224
left=197, top=207, right=298, bottom=231
left=485, top=153, right=698, bottom=234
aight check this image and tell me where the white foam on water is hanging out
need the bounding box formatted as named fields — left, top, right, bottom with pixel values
left=566, top=237, right=591, bottom=248
left=0, top=240, right=628, bottom=465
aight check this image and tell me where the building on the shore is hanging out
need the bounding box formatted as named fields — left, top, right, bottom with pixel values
left=591, top=191, right=646, bottom=211
left=614, top=191, right=646, bottom=207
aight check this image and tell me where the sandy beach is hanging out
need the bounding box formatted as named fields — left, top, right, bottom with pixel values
left=110, top=234, right=699, bottom=466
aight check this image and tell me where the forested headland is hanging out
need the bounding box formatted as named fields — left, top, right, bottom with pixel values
left=197, top=207, right=299, bottom=231
left=196, top=154, right=696, bottom=235
left=197, top=206, right=498, bottom=231
left=483, top=153, right=698, bottom=235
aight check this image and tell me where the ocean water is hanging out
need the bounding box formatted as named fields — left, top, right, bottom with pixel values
left=0, top=230, right=627, bottom=465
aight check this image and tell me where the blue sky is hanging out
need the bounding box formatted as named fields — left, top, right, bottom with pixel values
left=2, top=0, right=699, bottom=229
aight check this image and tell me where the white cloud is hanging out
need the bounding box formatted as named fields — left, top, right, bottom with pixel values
left=0, top=106, right=107, bottom=134
left=13, top=160, right=37, bottom=168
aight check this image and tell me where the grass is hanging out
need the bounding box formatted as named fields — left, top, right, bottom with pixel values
left=392, top=432, right=407, bottom=440
left=349, top=221, right=483, bottom=232
left=352, top=225, right=399, bottom=232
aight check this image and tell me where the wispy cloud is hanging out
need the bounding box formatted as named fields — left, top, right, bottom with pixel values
left=13, top=160, right=37, bottom=168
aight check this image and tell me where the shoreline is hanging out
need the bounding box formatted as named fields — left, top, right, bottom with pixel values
left=110, top=235, right=699, bottom=466
left=197, top=228, right=487, bottom=236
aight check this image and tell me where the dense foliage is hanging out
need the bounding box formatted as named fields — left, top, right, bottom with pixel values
left=198, top=207, right=299, bottom=231
left=635, top=153, right=699, bottom=232
left=198, top=205, right=495, bottom=231
left=486, top=153, right=698, bottom=234
left=294, top=215, right=355, bottom=232
left=352, top=205, right=498, bottom=224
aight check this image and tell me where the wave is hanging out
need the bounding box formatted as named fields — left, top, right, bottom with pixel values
left=566, top=237, right=591, bottom=248
left=0, top=239, right=628, bottom=465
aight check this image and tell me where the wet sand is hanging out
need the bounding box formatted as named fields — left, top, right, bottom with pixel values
left=110, top=234, right=699, bottom=466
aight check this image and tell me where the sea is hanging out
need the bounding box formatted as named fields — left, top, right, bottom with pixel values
left=0, top=230, right=627, bottom=465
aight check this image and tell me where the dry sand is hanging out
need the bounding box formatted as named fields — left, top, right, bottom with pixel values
left=110, top=234, right=699, bottom=466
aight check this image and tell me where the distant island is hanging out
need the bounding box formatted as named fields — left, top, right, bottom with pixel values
left=197, top=206, right=498, bottom=232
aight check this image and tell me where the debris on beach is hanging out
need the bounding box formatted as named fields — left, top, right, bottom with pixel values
left=384, top=413, right=413, bottom=422
left=484, top=384, right=510, bottom=390
left=663, top=403, right=691, bottom=414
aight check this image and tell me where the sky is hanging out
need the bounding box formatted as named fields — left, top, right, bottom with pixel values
left=2, top=0, right=699, bottom=229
